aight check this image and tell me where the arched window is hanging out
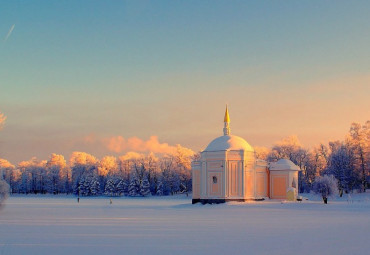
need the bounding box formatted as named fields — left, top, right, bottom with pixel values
left=213, top=176, right=217, bottom=184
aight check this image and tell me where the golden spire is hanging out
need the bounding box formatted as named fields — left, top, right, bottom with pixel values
left=224, top=105, right=230, bottom=123
left=223, top=105, right=230, bottom=135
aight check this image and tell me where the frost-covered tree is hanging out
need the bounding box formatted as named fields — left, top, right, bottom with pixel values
left=312, top=175, right=338, bottom=204
left=104, top=176, right=126, bottom=196
left=98, top=156, right=118, bottom=193
left=0, top=159, right=20, bottom=193
left=347, top=121, right=369, bottom=191
left=98, top=156, right=118, bottom=177
left=0, top=179, right=10, bottom=209
left=0, top=112, right=10, bottom=205
left=159, top=156, right=176, bottom=195
left=19, top=168, right=31, bottom=194
left=173, top=145, right=193, bottom=194
left=254, top=146, right=270, bottom=160
left=365, top=121, right=370, bottom=189
left=298, top=146, right=329, bottom=193
left=0, top=112, right=9, bottom=199
left=17, top=158, right=47, bottom=194
left=89, top=175, right=100, bottom=196
left=78, top=175, right=88, bottom=196
left=118, top=153, right=140, bottom=180
left=127, top=159, right=148, bottom=196
left=325, top=141, right=357, bottom=195
left=157, top=174, right=171, bottom=196
left=313, top=144, right=330, bottom=175
left=173, top=145, right=194, bottom=170
left=156, top=181, right=164, bottom=196
left=144, top=153, right=159, bottom=195
left=69, top=152, right=98, bottom=195
left=267, top=135, right=303, bottom=162
left=149, top=171, right=159, bottom=195
left=46, top=153, right=67, bottom=194
left=46, top=165, right=60, bottom=194
left=104, top=178, right=116, bottom=196
left=0, top=159, right=14, bottom=177
left=116, top=178, right=126, bottom=196
left=128, top=176, right=139, bottom=197
left=140, top=176, right=151, bottom=196
left=78, top=172, right=100, bottom=196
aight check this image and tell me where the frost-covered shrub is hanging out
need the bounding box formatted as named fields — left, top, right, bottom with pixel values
left=312, top=175, right=338, bottom=204
left=0, top=179, right=10, bottom=208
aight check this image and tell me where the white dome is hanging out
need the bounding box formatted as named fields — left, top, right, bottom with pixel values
left=269, top=159, right=300, bottom=171
left=204, top=135, right=254, bottom=152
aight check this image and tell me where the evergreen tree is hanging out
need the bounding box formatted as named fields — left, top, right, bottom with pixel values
left=104, top=178, right=116, bottom=196
left=140, top=176, right=151, bottom=196
left=128, top=176, right=139, bottom=197
left=156, top=181, right=164, bottom=196
left=116, top=178, right=126, bottom=196
left=78, top=175, right=87, bottom=196
left=90, top=175, right=100, bottom=196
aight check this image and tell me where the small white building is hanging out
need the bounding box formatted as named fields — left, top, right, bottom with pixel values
left=192, top=106, right=300, bottom=204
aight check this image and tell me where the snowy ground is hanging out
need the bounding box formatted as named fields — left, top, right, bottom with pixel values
left=0, top=192, right=369, bottom=255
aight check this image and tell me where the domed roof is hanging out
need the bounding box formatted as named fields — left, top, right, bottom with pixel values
left=204, top=135, right=254, bottom=152
left=269, top=159, right=300, bottom=171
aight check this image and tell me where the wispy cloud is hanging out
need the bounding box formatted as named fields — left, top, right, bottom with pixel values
left=4, top=24, right=15, bottom=42
left=0, top=112, right=6, bottom=130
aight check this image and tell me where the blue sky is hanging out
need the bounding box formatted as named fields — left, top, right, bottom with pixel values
left=1, top=1, right=369, bottom=163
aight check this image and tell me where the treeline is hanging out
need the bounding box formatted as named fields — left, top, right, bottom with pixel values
left=1, top=120, right=369, bottom=197
left=0, top=146, right=194, bottom=197
left=256, top=121, right=370, bottom=194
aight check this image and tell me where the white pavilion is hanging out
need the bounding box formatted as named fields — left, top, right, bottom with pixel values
left=192, top=106, right=300, bottom=204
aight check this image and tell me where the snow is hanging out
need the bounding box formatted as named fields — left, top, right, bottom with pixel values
left=269, top=159, right=300, bottom=171
left=204, top=135, right=254, bottom=152
left=0, top=192, right=369, bottom=255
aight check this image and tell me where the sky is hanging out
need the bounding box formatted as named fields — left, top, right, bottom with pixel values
left=1, top=0, right=369, bottom=164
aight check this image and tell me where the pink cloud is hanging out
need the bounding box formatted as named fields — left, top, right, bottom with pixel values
left=103, top=135, right=178, bottom=154
left=104, top=136, right=126, bottom=153
left=78, top=134, right=194, bottom=157
left=83, top=133, right=97, bottom=144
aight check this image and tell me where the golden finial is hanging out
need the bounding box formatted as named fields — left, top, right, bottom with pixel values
left=224, top=105, right=230, bottom=123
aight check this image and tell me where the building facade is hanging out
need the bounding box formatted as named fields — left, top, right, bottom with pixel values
left=192, top=106, right=300, bottom=204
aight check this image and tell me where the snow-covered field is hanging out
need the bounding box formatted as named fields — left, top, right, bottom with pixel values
left=0, top=193, right=369, bottom=255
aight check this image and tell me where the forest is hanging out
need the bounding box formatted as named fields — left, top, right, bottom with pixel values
left=0, top=110, right=369, bottom=197
left=0, top=148, right=194, bottom=197
left=255, top=120, right=370, bottom=194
